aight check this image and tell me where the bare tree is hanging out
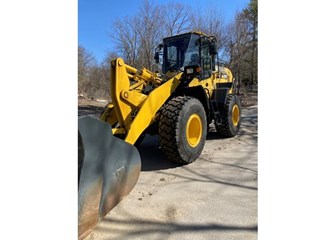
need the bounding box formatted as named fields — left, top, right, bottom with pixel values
left=190, top=6, right=205, bottom=32
left=161, top=2, right=192, bottom=37
left=78, top=46, right=118, bottom=99
left=110, top=0, right=195, bottom=70
left=135, top=0, right=163, bottom=70
left=223, top=10, right=254, bottom=93
left=243, top=0, right=258, bottom=85
left=110, top=17, right=140, bottom=67
left=78, top=46, right=96, bottom=95
left=109, top=0, right=162, bottom=70
left=202, top=6, right=226, bottom=50
left=99, top=51, right=118, bottom=99
left=189, top=5, right=226, bottom=50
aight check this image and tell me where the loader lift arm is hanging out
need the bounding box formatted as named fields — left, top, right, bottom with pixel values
left=106, top=58, right=182, bottom=144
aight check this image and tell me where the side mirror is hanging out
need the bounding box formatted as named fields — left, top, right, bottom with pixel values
left=154, top=44, right=163, bottom=64
left=154, top=52, right=159, bottom=63
left=209, top=42, right=218, bottom=55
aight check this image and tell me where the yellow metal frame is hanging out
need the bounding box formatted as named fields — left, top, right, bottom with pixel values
left=188, top=67, right=234, bottom=99
left=101, top=58, right=182, bottom=145
left=100, top=103, right=118, bottom=126
left=100, top=55, right=235, bottom=146
left=124, top=76, right=180, bottom=144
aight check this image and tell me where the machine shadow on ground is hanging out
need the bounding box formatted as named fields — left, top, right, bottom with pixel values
left=137, top=135, right=181, bottom=171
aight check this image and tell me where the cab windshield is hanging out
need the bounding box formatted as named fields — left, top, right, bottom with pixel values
left=163, top=34, right=200, bottom=73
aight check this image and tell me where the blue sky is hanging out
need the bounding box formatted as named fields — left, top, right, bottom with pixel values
left=79, top=0, right=250, bottom=63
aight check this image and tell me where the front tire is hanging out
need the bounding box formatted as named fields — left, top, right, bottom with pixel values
left=215, top=94, right=242, bottom=137
left=159, top=96, right=207, bottom=164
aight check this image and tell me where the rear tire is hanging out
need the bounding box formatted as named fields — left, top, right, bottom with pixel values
left=159, top=96, right=207, bottom=164
left=215, top=94, right=242, bottom=137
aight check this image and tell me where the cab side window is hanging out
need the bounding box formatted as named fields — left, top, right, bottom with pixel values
left=200, top=45, right=212, bottom=79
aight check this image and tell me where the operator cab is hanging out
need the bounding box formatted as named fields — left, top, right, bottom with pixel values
left=155, top=32, right=218, bottom=79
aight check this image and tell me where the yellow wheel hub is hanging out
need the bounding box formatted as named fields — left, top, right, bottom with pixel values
left=186, top=113, right=202, bottom=147
left=232, top=104, right=240, bottom=126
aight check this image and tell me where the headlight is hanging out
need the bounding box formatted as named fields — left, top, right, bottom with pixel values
left=186, top=68, right=194, bottom=74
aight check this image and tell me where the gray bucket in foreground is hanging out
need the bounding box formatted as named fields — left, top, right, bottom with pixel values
left=78, top=116, right=141, bottom=239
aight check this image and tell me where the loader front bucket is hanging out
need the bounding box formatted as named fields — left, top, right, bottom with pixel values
left=78, top=116, right=141, bottom=239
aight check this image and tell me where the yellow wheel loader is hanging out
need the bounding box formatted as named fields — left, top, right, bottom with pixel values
left=78, top=31, right=241, bottom=239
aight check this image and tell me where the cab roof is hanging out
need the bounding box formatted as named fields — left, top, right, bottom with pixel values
left=162, top=31, right=211, bottom=41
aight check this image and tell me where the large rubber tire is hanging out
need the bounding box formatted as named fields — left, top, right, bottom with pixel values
left=215, top=94, right=242, bottom=137
left=159, top=96, right=207, bottom=164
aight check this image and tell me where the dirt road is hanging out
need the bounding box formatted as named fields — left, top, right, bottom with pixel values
left=79, top=101, right=258, bottom=240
